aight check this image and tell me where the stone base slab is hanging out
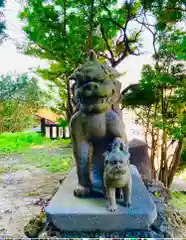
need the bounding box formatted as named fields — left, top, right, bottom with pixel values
left=45, top=166, right=157, bottom=232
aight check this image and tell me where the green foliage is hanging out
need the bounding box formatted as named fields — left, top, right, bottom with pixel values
left=0, top=132, right=47, bottom=153
left=141, top=0, right=186, bottom=25
left=0, top=0, right=6, bottom=42
left=50, top=80, right=69, bottom=118
left=19, top=0, right=143, bottom=119
left=0, top=72, right=50, bottom=104
left=176, top=36, right=186, bottom=60
left=0, top=73, right=28, bottom=101
left=0, top=73, right=53, bottom=132
left=19, top=0, right=141, bottom=65
left=123, top=27, right=186, bottom=141
left=0, top=99, right=36, bottom=132
left=122, top=24, right=186, bottom=186
left=57, top=118, right=68, bottom=128
left=122, top=82, right=158, bottom=107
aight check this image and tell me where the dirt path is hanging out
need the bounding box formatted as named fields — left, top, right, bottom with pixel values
left=0, top=151, right=64, bottom=238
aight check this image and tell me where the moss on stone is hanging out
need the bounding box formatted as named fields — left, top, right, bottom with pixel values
left=24, top=213, right=47, bottom=238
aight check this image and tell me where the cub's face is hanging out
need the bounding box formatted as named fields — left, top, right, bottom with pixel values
left=104, top=150, right=130, bottom=180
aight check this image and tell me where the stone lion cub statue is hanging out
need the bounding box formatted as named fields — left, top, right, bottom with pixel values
left=103, top=138, right=132, bottom=212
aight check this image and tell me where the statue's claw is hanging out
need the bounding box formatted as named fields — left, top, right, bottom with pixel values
left=74, top=185, right=91, bottom=198
left=109, top=205, right=118, bottom=212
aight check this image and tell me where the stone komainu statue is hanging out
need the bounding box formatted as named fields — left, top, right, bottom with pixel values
left=69, top=50, right=129, bottom=197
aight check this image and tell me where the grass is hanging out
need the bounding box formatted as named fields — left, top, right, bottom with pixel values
left=169, top=191, right=186, bottom=213
left=0, top=132, right=73, bottom=174
left=0, top=132, right=47, bottom=153
left=0, top=132, right=71, bottom=153
left=21, top=150, right=74, bottom=173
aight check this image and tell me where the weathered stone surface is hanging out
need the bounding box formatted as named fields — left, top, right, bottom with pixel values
left=129, top=138, right=153, bottom=181
left=45, top=166, right=157, bottom=232
left=69, top=50, right=129, bottom=198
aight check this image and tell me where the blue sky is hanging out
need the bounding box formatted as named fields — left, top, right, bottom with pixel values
left=0, top=0, right=154, bottom=90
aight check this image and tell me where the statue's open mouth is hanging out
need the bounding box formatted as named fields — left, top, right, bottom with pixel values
left=81, top=96, right=110, bottom=105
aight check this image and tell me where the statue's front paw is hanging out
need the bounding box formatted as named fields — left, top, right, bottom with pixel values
left=109, top=205, right=118, bottom=212
left=123, top=201, right=131, bottom=208
left=74, top=185, right=91, bottom=198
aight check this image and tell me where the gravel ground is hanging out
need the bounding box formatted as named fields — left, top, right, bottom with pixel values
left=0, top=152, right=63, bottom=238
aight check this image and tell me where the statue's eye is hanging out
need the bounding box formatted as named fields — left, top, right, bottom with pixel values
left=113, top=160, right=117, bottom=165
left=105, top=160, right=109, bottom=165
left=119, top=160, right=123, bottom=164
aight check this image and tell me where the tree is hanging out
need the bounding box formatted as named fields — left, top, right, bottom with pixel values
left=140, top=0, right=186, bottom=31
left=0, top=73, right=53, bottom=132
left=19, top=0, right=143, bottom=120
left=0, top=73, right=34, bottom=101
left=122, top=27, right=186, bottom=187
left=0, top=0, right=6, bottom=43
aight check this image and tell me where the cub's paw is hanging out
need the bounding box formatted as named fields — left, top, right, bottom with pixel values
left=74, top=185, right=91, bottom=198
left=123, top=201, right=131, bottom=208
left=109, top=205, right=118, bottom=212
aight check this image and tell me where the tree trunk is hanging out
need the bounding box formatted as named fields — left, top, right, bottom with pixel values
left=159, top=130, right=168, bottom=186
left=167, top=140, right=184, bottom=187
left=150, top=129, right=156, bottom=179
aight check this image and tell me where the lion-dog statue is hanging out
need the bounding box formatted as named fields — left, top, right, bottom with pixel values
left=103, top=138, right=132, bottom=212
left=69, top=50, right=129, bottom=198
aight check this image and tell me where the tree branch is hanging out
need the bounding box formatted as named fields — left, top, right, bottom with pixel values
left=100, top=24, right=115, bottom=64
left=100, top=1, right=141, bottom=66
left=135, top=17, right=158, bottom=56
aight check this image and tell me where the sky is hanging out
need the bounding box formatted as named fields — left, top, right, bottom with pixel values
left=0, top=0, right=154, bottom=90
left=0, top=1, right=49, bottom=75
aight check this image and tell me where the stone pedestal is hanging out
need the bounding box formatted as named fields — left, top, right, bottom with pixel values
left=45, top=166, right=157, bottom=232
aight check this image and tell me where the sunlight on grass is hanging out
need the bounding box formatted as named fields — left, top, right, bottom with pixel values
left=0, top=132, right=71, bottom=154
left=24, top=191, right=40, bottom=197
left=0, top=132, right=50, bottom=153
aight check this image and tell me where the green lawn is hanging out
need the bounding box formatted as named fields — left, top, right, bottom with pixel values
left=20, top=148, right=74, bottom=173
left=0, top=132, right=73, bottom=173
left=0, top=132, right=71, bottom=153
